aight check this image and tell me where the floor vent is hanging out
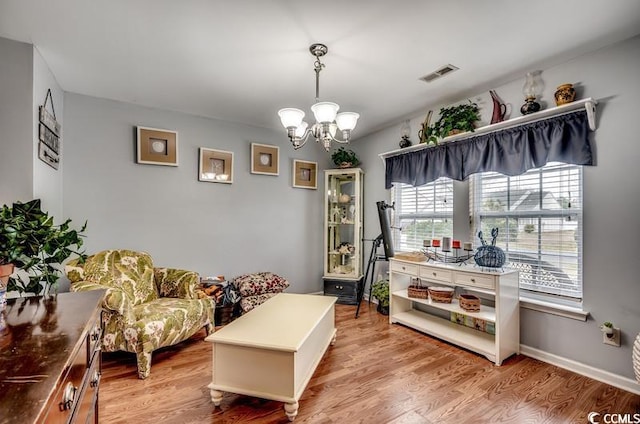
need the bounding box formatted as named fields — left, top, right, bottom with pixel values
left=420, top=64, right=459, bottom=83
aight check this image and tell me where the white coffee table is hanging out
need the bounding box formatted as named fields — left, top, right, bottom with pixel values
left=205, top=293, right=337, bottom=421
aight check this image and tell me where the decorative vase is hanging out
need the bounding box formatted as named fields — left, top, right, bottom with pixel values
left=554, top=83, right=576, bottom=106
left=338, top=194, right=351, bottom=203
left=489, top=90, right=507, bottom=124
left=0, top=264, right=14, bottom=309
left=474, top=245, right=506, bottom=268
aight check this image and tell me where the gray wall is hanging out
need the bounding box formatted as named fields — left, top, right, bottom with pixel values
left=0, top=38, right=64, bottom=217
left=0, top=37, right=33, bottom=205
left=351, top=35, right=640, bottom=380
left=63, top=93, right=329, bottom=293
left=32, top=47, right=64, bottom=219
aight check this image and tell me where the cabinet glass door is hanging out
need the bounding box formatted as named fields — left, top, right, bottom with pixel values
left=324, top=168, right=363, bottom=279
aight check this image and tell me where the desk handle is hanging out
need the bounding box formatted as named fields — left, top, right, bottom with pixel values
left=470, top=278, right=476, bottom=283
left=90, top=370, right=101, bottom=388
left=58, top=382, right=77, bottom=411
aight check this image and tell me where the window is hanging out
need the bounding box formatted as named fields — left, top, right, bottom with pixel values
left=471, top=162, right=583, bottom=300
left=391, top=178, right=453, bottom=252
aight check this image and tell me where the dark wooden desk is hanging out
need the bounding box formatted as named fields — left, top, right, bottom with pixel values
left=0, top=290, right=105, bottom=424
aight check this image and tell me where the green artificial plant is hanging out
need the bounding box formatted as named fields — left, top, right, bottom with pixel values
left=1, top=199, right=87, bottom=295
left=331, top=147, right=360, bottom=168
left=426, top=100, right=480, bottom=143
left=0, top=204, right=22, bottom=267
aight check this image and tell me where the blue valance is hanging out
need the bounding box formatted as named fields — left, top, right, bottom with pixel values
left=384, top=109, right=594, bottom=189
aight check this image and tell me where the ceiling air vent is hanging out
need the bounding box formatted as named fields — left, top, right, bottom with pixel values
left=420, top=64, right=459, bottom=83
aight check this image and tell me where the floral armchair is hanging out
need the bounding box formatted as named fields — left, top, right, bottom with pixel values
left=65, top=249, right=214, bottom=379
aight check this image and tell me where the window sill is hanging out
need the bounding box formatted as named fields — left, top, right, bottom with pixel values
left=520, top=296, right=590, bottom=321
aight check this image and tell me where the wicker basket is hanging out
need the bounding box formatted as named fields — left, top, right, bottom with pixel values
left=394, top=251, right=427, bottom=262
left=408, top=285, right=429, bottom=299
left=459, top=294, right=481, bottom=312
left=428, top=287, right=454, bottom=303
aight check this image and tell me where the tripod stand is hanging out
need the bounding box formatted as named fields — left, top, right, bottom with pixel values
left=355, top=234, right=387, bottom=318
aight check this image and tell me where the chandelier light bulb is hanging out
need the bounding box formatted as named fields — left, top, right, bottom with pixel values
left=311, top=102, right=339, bottom=124
left=294, top=121, right=308, bottom=138
left=336, top=112, right=360, bottom=131
left=278, top=108, right=305, bottom=129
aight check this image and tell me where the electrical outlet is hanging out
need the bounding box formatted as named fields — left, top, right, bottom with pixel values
left=603, top=327, right=621, bottom=347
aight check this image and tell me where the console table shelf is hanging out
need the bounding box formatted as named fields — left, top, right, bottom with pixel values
left=393, top=310, right=496, bottom=360
left=389, top=258, right=519, bottom=365
left=393, top=289, right=496, bottom=322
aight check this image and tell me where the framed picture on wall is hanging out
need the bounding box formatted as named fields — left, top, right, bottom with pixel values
left=136, top=126, right=178, bottom=166
left=293, top=160, right=317, bottom=189
left=250, top=143, right=279, bottom=176
left=199, top=147, right=233, bottom=184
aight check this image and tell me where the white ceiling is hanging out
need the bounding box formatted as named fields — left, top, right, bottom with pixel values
left=2, top=0, right=640, bottom=139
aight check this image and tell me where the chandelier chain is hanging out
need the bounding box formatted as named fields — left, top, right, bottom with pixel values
left=314, top=58, right=324, bottom=102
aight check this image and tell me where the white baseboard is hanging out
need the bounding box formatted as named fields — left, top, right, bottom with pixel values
left=520, top=345, right=640, bottom=395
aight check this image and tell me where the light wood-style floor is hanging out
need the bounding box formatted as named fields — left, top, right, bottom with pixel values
left=101, top=303, right=639, bottom=423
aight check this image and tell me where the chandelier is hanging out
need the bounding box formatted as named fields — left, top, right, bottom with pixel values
left=278, top=43, right=360, bottom=152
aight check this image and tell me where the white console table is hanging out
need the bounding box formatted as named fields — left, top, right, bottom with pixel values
left=389, top=258, right=519, bottom=365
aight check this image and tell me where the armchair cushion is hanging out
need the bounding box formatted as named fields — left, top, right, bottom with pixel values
left=232, top=272, right=290, bottom=297
left=65, top=249, right=214, bottom=379
left=154, top=267, right=200, bottom=299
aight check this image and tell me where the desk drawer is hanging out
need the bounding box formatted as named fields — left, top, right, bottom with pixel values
left=43, top=340, right=88, bottom=423
left=454, top=272, right=495, bottom=290
left=73, top=353, right=101, bottom=424
left=390, top=261, right=418, bottom=275
left=419, top=266, right=452, bottom=284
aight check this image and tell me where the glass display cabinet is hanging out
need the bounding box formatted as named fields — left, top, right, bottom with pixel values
left=323, top=168, right=364, bottom=304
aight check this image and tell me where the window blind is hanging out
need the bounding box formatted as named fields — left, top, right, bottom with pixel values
left=392, top=178, right=454, bottom=252
left=471, top=162, right=583, bottom=299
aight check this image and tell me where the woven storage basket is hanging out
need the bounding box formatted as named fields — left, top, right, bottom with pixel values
left=459, top=294, right=481, bottom=312
left=428, top=287, right=454, bottom=303
left=408, top=285, right=429, bottom=299
left=394, top=251, right=427, bottom=262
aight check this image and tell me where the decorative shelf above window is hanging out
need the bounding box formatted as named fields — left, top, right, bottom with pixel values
left=380, top=98, right=598, bottom=189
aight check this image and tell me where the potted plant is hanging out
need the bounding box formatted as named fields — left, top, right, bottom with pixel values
left=1, top=199, right=87, bottom=296
left=371, top=278, right=389, bottom=315
left=331, top=147, right=360, bottom=168
left=427, top=100, right=481, bottom=143
left=600, top=321, right=614, bottom=337
left=0, top=203, right=22, bottom=304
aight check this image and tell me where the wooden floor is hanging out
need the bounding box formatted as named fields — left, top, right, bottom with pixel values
left=101, top=303, right=639, bottom=423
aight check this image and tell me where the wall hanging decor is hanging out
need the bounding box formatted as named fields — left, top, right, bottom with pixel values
left=250, top=143, right=279, bottom=176
left=136, top=126, right=178, bottom=166
left=292, top=160, right=317, bottom=189
left=38, top=89, right=61, bottom=169
left=199, top=147, right=233, bottom=184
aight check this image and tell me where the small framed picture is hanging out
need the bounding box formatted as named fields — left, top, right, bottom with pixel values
left=199, top=147, right=233, bottom=184
left=251, top=143, right=279, bottom=176
left=137, top=126, right=178, bottom=166
left=293, top=160, right=317, bottom=189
